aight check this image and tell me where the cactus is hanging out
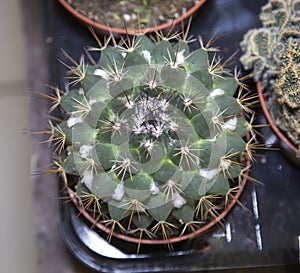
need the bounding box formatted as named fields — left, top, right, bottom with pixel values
left=274, top=40, right=300, bottom=152
left=240, top=0, right=300, bottom=155
left=240, top=0, right=300, bottom=88
left=46, top=32, right=255, bottom=243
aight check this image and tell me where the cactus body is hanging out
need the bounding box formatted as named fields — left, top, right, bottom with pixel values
left=240, top=0, right=300, bottom=155
left=50, top=33, right=253, bottom=242
left=275, top=40, right=300, bottom=151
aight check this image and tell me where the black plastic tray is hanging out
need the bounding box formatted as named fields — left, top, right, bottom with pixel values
left=46, top=0, right=300, bottom=271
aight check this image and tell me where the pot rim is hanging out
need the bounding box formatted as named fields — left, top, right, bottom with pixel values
left=58, top=0, right=207, bottom=35
left=257, top=81, right=298, bottom=153
left=63, top=155, right=250, bottom=245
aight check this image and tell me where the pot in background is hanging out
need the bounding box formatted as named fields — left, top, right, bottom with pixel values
left=58, top=0, right=206, bottom=36
left=257, top=81, right=300, bottom=167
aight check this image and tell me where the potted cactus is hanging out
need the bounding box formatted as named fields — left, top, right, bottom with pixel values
left=45, top=30, right=256, bottom=249
left=58, top=0, right=207, bottom=35
left=239, top=0, right=300, bottom=164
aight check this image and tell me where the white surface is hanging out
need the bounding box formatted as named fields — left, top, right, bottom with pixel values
left=0, top=0, right=38, bottom=272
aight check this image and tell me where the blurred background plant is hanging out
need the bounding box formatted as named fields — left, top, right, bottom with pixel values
left=240, top=0, right=300, bottom=156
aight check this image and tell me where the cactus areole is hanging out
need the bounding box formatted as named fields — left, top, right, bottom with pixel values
left=49, top=32, right=254, bottom=245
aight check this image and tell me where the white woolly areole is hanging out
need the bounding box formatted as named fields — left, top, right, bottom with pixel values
left=78, top=88, right=84, bottom=95
left=142, top=140, right=154, bottom=154
left=219, top=158, right=231, bottom=170
left=200, top=168, right=219, bottom=180
left=209, top=88, right=225, bottom=98
left=169, top=121, right=179, bottom=132
left=222, top=117, right=237, bottom=131
left=81, top=171, right=93, bottom=190
left=172, top=194, right=186, bottom=209
left=175, top=50, right=186, bottom=66
left=89, top=98, right=97, bottom=105
left=94, top=69, right=109, bottom=80
left=141, top=50, right=151, bottom=64
left=67, top=115, right=83, bottom=128
left=79, top=145, right=93, bottom=159
left=207, top=135, right=217, bottom=143
left=125, top=100, right=134, bottom=109
left=150, top=180, right=159, bottom=195
left=111, top=182, right=125, bottom=201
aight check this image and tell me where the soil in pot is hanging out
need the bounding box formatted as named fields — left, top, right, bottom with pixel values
left=66, top=0, right=199, bottom=30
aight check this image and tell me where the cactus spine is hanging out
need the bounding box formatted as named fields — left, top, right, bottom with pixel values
left=47, top=31, right=254, bottom=243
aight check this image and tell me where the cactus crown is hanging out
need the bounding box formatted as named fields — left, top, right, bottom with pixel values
left=240, top=0, right=300, bottom=154
left=49, top=32, right=253, bottom=242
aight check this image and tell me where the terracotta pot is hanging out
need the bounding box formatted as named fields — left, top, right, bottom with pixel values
left=58, top=0, right=207, bottom=36
left=257, top=81, right=300, bottom=166
left=63, top=155, right=250, bottom=245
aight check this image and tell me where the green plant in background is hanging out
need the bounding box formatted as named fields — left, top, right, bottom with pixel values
left=240, top=0, right=300, bottom=155
left=46, top=31, right=256, bottom=245
left=134, top=0, right=160, bottom=25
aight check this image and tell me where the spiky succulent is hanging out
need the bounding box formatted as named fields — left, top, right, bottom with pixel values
left=240, top=0, right=300, bottom=87
left=240, top=0, right=300, bottom=155
left=48, top=32, right=254, bottom=242
left=269, top=40, right=300, bottom=153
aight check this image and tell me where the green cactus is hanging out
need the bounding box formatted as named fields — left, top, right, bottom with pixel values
left=240, top=0, right=300, bottom=156
left=47, top=32, right=255, bottom=243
